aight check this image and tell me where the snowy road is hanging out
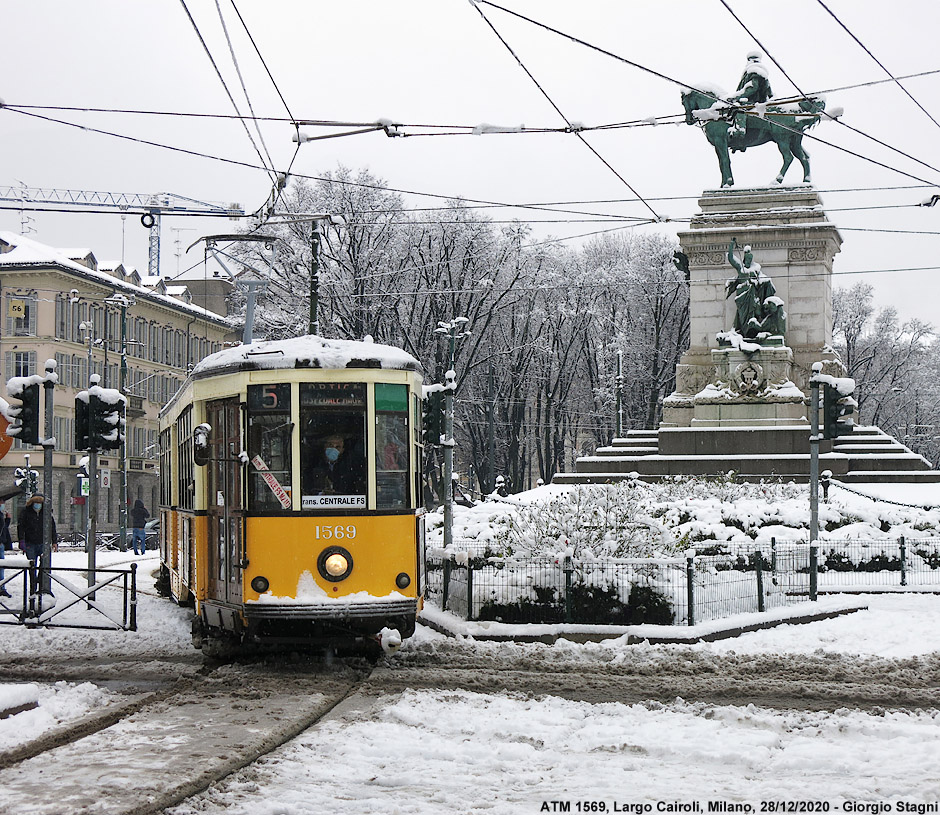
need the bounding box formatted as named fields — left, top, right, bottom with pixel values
left=0, top=661, right=367, bottom=815
left=164, top=596, right=940, bottom=815
left=2, top=556, right=939, bottom=813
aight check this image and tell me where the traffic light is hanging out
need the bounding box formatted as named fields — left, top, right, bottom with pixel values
left=823, top=381, right=856, bottom=439
left=90, top=391, right=126, bottom=451
left=75, top=394, right=90, bottom=450
left=8, top=381, right=41, bottom=445
left=423, top=391, right=444, bottom=447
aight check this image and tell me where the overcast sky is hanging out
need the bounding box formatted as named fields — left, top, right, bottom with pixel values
left=3, top=1, right=940, bottom=323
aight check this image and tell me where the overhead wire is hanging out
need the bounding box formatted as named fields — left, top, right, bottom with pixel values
left=717, top=0, right=813, bottom=102
left=8, top=66, right=940, bottom=128
left=1, top=104, right=936, bottom=229
left=815, top=0, right=940, bottom=136
left=473, top=0, right=940, bottom=189
left=177, top=0, right=278, bottom=185
left=212, top=0, right=278, bottom=176
left=228, top=0, right=295, bottom=122
left=470, top=0, right=662, bottom=222
left=223, top=0, right=308, bottom=220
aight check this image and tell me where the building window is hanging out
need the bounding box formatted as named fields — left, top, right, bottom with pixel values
left=5, top=350, right=36, bottom=379
left=69, top=300, right=86, bottom=343
left=56, top=295, right=68, bottom=339
left=6, top=293, right=37, bottom=337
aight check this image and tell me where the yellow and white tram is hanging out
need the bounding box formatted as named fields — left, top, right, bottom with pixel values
left=157, top=335, right=425, bottom=652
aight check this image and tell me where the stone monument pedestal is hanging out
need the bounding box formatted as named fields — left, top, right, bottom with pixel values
left=689, top=344, right=806, bottom=426
left=663, top=186, right=844, bottom=428
left=558, top=185, right=940, bottom=485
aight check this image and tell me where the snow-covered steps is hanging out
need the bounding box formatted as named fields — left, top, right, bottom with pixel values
left=556, top=424, right=940, bottom=485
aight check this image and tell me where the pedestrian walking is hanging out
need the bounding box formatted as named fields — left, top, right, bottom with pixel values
left=18, top=494, right=55, bottom=597
left=0, top=503, right=12, bottom=598
left=130, top=499, right=150, bottom=555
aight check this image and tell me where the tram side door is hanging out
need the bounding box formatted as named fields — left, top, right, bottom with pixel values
left=206, top=397, right=244, bottom=605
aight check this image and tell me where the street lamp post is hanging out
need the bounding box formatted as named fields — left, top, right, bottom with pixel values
left=615, top=350, right=624, bottom=439
left=309, top=220, right=321, bottom=336
left=79, top=322, right=99, bottom=588
left=105, top=293, right=135, bottom=553
left=435, top=318, right=470, bottom=551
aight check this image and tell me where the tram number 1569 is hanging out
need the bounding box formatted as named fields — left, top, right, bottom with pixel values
left=313, top=525, right=358, bottom=540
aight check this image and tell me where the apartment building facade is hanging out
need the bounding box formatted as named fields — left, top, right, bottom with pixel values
left=0, top=231, right=237, bottom=535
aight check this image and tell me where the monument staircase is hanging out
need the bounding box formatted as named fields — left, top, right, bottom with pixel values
left=553, top=425, right=940, bottom=485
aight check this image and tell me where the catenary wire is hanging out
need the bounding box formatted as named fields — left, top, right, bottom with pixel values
left=815, top=0, right=940, bottom=135
left=5, top=92, right=940, bottom=213
left=213, top=0, right=278, bottom=178
left=178, top=0, right=278, bottom=185
left=228, top=0, right=295, bottom=122
left=473, top=0, right=940, bottom=187
left=8, top=65, right=940, bottom=127
left=715, top=0, right=940, bottom=179
left=469, top=1, right=662, bottom=221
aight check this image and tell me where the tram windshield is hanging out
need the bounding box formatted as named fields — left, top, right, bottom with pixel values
left=300, top=383, right=367, bottom=509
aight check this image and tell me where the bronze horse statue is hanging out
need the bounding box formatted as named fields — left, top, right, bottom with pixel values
left=681, top=87, right=825, bottom=187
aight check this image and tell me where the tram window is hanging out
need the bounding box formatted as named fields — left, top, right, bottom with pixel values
left=375, top=383, right=410, bottom=509
left=247, top=384, right=293, bottom=512
left=300, top=383, right=366, bottom=509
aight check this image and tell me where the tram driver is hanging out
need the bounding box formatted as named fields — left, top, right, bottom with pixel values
left=303, top=429, right=366, bottom=498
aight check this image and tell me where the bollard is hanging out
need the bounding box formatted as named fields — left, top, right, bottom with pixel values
left=442, top=558, right=451, bottom=612
left=686, top=555, right=695, bottom=627
left=129, top=562, right=138, bottom=632
left=809, top=545, right=818, bottom=601
left=755, top=550, right=765, bottom=613
left=564, top=555, right=573, bottom=624
left=900, top=536, right=907, bottom=587
left=465, top=558, right=474, bottom=621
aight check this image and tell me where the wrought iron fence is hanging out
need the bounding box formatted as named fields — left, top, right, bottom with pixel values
left=427, top=541, right=810, bottom=627
left=815, top=537, right=940, bottom=591
left=0, top=561, right=137, bottom=631
left=426, top=537, right=940, bottom=627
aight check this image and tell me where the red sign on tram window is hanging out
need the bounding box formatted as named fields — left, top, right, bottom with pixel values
left=0, top=416, right=12, bottom=461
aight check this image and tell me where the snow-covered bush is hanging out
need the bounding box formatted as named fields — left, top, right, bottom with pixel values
left=489, top=482, right=678, bottom=559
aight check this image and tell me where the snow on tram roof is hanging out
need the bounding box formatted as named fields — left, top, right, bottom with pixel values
left=191, top=334, right=422, bottom=378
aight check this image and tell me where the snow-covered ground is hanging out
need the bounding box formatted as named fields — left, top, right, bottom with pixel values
left=2, top=497, right=940, bottom=812
left=165, top=593, right=940, bottom=814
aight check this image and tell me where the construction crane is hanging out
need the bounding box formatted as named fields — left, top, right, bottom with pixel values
left=0, top=186, right=244, bottom=277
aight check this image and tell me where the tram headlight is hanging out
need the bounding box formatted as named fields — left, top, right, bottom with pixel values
left=317, top=546, right=353, bottom=582
left=395, top=572, right=411, bottom=589
left=325, top=554, right=348, bottom=576
left=250, top=576, right=270, bottom=594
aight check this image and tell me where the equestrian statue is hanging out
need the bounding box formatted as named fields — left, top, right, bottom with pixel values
left=680, top=52, right=826, bottom=188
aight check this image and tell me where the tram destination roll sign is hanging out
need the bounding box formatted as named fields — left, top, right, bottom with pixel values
left=301, top=382, right=365, bottom=407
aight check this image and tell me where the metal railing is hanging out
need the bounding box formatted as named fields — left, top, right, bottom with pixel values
left=427, top=537, right=940, bottom=627
left=427, top=543, right=807, bottom=627
left=55, top=530, right=159, bottom=551
left=0, top=561, right=137, bottom=631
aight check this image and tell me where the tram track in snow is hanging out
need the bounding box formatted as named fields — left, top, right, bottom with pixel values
left=2, top=630, right=938, bottom=812
left=0, top=656, right=374, bottom=815
left=376, top=640, right=940, bottom=712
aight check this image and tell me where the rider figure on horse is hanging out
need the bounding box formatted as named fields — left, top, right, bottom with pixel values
left=732, top=52, right=773, bottom=137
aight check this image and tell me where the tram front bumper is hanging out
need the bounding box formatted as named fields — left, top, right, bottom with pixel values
left=245, top=597, right=418, bottom=621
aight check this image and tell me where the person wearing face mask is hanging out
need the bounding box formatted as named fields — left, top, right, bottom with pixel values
left=18, top=494, right=56, bottom=596
left=307, top=433, right=354, bottom=495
